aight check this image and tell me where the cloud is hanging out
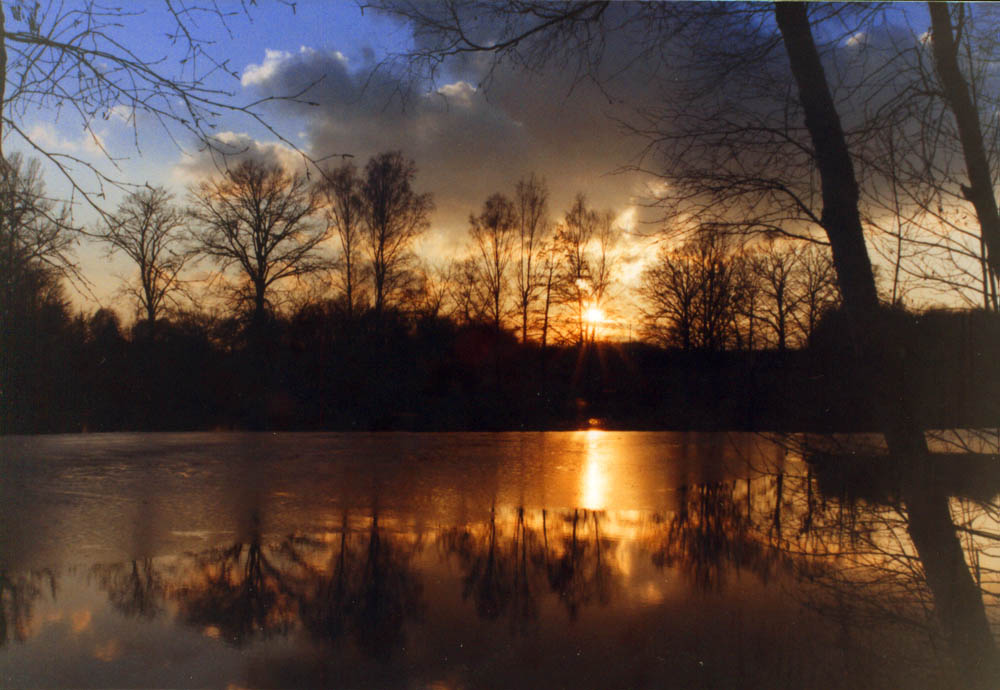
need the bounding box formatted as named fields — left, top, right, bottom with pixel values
left=25, top=121, right=107, bottom=156
left=171, top=131, right=306, bottom=184
left=237, top=40, right=659, bottom=252
left=242, top=46, right=348, bottom=88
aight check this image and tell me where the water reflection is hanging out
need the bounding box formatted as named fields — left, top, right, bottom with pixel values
left=0, top=432, right=997, bottom=688
left=647, top=481, right=791, bottom=592
left=0, top=571, right=55, bottom=647
left=92, top=559, right=163, bottom=620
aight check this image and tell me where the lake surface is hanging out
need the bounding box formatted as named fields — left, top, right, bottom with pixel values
left=0, top=431, right=996, bottom=688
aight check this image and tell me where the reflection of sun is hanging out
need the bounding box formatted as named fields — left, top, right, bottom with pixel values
left=581, top=429, right=609, bottom=510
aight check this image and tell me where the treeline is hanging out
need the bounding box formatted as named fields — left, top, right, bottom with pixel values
left=3, top=151, right=1000, bottom=434
left=5, top=289, right=999, bottom=434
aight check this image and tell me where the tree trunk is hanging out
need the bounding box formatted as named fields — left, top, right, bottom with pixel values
left=928, top=3, right=1000, bottom=277
left=0, top=2, right=7, bottom=158
left=775, top=4, right=995, bottom=682
left=522, top=301, right=529, bottom=344
left=773, top=3, right=879, bottom=337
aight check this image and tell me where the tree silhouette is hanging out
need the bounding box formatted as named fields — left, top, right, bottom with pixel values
left=360, top=151, right=433, bottom=318
left=101, top=187, right=188, bottom=326
left=469, top=193, right=517, bottom=332
left=322, top=162, right=367, bottom=318
left=188, top=159, right=328, bottom=326
left=513, top=174, right=551, bottom=343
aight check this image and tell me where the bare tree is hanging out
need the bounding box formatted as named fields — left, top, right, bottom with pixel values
left=640, top=232, right=736, bottom=352
left=0, top=153, right=76, bottom=318
left=101, top=187, right=187, bottom=326
left=752, top=241, right=801, bottom=351
left=793, top=244, right=839, bottom=344
left=555, top=194, right=597, bottom=345
left=538, top=241, right=559, bottom=351
left=188, top=160, right=328, bottom=325
left=586, top=210, right=618, bottom=342
left=729, top=250, right=762, bottom=352
left=469, top=192, right=516, bottom=331
left=513, top=174, right=550, bottom=343
left=322, top=163, right=366, bottom=318
left=360, top=152, right=434, bottom=317
left=448, top=256, right=488, bottom=325
left=928, top=4, right=1000, bottom=280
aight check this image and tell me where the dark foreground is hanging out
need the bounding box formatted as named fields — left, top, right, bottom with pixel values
left=1, top=431, right=997, bottom=688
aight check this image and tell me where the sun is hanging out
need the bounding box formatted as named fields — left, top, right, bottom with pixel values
left=583, top=305, right=605, bottom=325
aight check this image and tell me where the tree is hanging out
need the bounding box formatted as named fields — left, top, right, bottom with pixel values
left=322, top=163, right=366, bottom=318
left=513, top=174, right=550, bottom=343
left=469, top=192, right=516, bottom=331
left=0, top=152, right=78, bottom=433
left=752, top=241, right=800, bottom=351
left=928, top=3, right=1000, bottom=280
left=101, top=186, right=188, bottom=326
left=586, top=210, right=618, bottom=342
left=0, top=153, right=75, bottom=325
left=793, top=244, right=838, bottom=343
left=360, top=151, right=433, bottom=317
left=538, top=242, right=559, bottom=351
left=640, top=232, right=736, bottom=352
left=188, top=159, right=328, bottom=326
left=555, top=194, right=596, bottom=345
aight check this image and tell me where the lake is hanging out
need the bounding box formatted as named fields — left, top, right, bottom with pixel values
left=0, top=431, right=996, bottom=688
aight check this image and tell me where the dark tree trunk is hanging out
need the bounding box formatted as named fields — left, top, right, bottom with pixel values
left=773, top=3, right=879, bottom=336
left=775, top=4, right=996, bottom=683
left=928, top=3, right=1000, bottom=277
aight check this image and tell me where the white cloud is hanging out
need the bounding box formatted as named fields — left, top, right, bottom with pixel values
left=25, top=121, right=107, bottom=156
left=846, top=32, right=867, bottom=48
left=241, top=46, right=345, bottom=88
left=435, top=80, right=477, bottom=107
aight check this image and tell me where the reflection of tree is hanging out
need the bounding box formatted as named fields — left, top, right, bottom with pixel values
left=92, top=559, right=164, bottom=620
left=350, top=513, right=424, bottom=658
left=282, top=511, right=424, bottom=660
left=648, top=482, right=788, bottom=592
left=441, top=507, right=621, bottom=626
left=0, top=570, right=55, bottom=646
left=173, top=519, right=295, bottom=647
left=545, top=509, right=616, bottom=619
left=733, top=437, right=1000, bottom=687
left=440, top=507, right=537, bottom=626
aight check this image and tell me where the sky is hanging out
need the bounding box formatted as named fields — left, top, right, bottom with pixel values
left=8, top=1, right=660, bottom=316
left=9, top=1, right=983, bottom=324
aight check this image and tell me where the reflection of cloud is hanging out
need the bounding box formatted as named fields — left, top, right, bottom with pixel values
left=93, top=638, right=122, bottom=662
left=70, top=609, right=92, bottom=633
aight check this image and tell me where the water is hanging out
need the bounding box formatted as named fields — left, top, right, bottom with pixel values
left=0, top=431, right=995, bottom=688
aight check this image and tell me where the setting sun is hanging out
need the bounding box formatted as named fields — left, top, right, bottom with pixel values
left=583, top=306, right=605, bottom=325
